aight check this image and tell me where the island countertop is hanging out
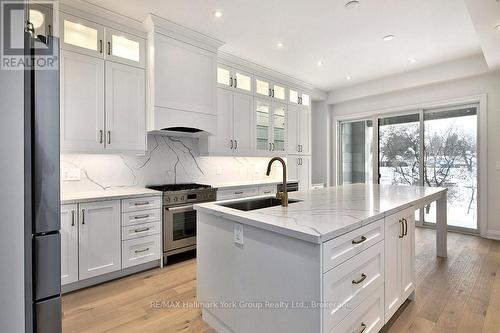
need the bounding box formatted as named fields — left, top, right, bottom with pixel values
left=194, top=184, right=447, bottom=244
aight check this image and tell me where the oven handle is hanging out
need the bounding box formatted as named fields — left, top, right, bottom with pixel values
left=166, top=205, right=195, bottom=213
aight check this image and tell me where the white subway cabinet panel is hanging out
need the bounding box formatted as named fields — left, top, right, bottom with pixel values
left=61, top=204, right=78, bottom=285
left=154, top=34, right=217, bottom=115
left=59, top=13, right=105, bottom=58
left=78, top=200, right=121, bottom=280
left=60, top=50, right=105, bottom=152
left=105, top=28, right=145, bottom=68
left=105, top=61, right=146, bottom=152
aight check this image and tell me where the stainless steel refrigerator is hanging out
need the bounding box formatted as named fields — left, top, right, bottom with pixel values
left=24, top=25, right=62, bottom=333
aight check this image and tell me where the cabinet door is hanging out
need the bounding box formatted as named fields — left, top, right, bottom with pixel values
left=79, top=200, right=121, bottom=280
left=287, top=105, right=299, bottom=153
left=60, top=204, right=78, bottom=285
left=298, top=156, right=311, bottom=191
left=105, top=62, right=146, bottom=152
left=300, top=93, right=310, bottom=107
left=154, top=34, right=216, bottom=115
left=401, top=213, right=416, bottom=300
left=271, top=103, right=286, bottom=152
left=255, top=99, right=272, bottom=152
left=234, top=70, right=253, bottom=95
left=59, top=13, right=104, bottom=58
left=210, top=88, right=234, bottom=153
left=298, top=109, right=311, bottom=155
left=60, top=50, right=105, bottom=152
left=272, top=83, right=286, bottom=101
left=255, top=78, right=271, bottom=98
left=105, top=28, right=145, bottom=68
left=287, top=156, right=299, bottom=181
left=384, top=214, right=403, bottom=322
left=289, top=89, right=299, bottom=104
left=217, top=65, right=233, bottom=89
left=233, top=92, right=254, bottom=155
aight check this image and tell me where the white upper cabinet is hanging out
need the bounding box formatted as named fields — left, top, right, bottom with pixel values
left=154, top=34, right=217, bottom=116
left=287, top=105, right=311, bottom=155
left=289, top=88, right=310, bottom=107
left=217, top=65, right=253, bottom=95
left=233, top=92, right=255, bottom=155
left=254, top=98, right=287, bottom=155
left=60, top=13, right=105, bottom=58
left=105, top=29, right=145, bottom=68
left=105, top=62, right=146, bottom=152
left=60, top=49, right=105, bottom=152
left=287, top=156, right=311, bottom=190
left=255, top=77, right=286, bottom=102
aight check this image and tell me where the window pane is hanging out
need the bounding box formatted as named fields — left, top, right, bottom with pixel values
left=423, top=107, right=477, bottom=229
left=274, top=85, right=285, bottom=100
left=112, top=35, right=140, bottom=62
left=378, top=114, right=420, bottom=186
left=64, top=20, right=98, bottom=51
left=217, top=67, right=231, bottom=86
left=235, top=72, right=251, bottom=91
left=256, top=79, right=269, bottom=96
left=341, top=120, right=373, bottom=184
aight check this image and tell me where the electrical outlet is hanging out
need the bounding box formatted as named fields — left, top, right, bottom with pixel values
left=234, top=223, right=244, bottom=245
left=62, top=168, right=81, bottom=181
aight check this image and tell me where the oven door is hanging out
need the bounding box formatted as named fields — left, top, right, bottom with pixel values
left=164, top=205, right=197, bottom=253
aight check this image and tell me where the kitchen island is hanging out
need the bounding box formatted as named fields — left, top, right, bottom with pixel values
left=194, top=184, right=447, bottom=333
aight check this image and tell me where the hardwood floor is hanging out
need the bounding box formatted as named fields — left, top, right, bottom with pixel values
left=63, top=228, right=500, bottom=332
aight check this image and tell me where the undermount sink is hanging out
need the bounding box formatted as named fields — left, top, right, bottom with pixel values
left=217, top=197, right=302, bottom=211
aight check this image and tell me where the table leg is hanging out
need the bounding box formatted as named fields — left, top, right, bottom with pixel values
left=436, top=193, right=447, bottom=258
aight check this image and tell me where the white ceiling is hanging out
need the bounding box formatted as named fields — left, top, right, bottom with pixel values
left=82, top=0, right=483, bottom=91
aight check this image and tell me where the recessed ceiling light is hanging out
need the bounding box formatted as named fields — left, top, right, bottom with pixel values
left=382, top=35, right=396, bottom=41
left=345, top=0, right=360, bottom=9
left=276, top=42, right=283, bottom=48
left=346, top=75, right=352, bottom=80
left=317, top=60, right=323, bottom=67
left=409, top=58, right=417, bottom=63
left=213, top=10, right=222, bottom=18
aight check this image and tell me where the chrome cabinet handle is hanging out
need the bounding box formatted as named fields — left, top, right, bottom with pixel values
left=403, top=218, right=408, bottom=236
left=268, top=88, right=272, bottom=97
left=81, top=209, right=85, bottom=225
left=352, top=235, right=367, bottom=245
left=272, top=89, right=275, bottom=98
left=235, top=140, right=238, bottom=149
left=399, top=219, right=404, bottom=238
left=134, top=248, right=149, bottom=254
left=107, top=130, right=111, bottom=144
left=134, top=214, right=150, bottom=220
left=269, top=142, right=272, bottom=151
left=263, top=191, right=272, bottom=194
left=134, top=201, right=150, bottom=206
left=230, top=139, right=234, bottom=149
left=134, top=227, right=150, bottom=233
left=352, top=273, right=367, bottom=285
left=71, top=210, right=75, bottom=227
left=107, top=41, right=111, bottom=55
left=99, top=39, right=103, bottom=53
left=99, top=130, right=103, bottom=144
left=234, top=78, right=237, bottom=88
left=230, top=77, right=233, bottom=87
left=271, top=143, right=275, bottom=151
left=235, top=191, right=244, bottom=195
left=355, top=322, right=367, bottom=333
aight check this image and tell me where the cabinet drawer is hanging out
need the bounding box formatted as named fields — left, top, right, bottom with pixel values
left=122, top=209, right=161, bottom=227
left=121, top=196, right=161, bottom=212
left=122, top=234, right=161, bottom=268
left=323, top=241, right=384, bottom=332
left=122, top=221, right=161, bottom=241
left=323, top=219, right=384, bottom=273
left=258, top=184, right=277, bottom=196
left=216, top=187, right=259, bottom=201
left=329, top=285, right=384, bottom=333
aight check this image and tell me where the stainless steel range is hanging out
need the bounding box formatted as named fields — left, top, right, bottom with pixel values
left=146, top=183, right=217, bottom=262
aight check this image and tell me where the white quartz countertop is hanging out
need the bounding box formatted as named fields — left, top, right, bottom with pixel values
left=195, top=184, right=447, bottom=244
left=61, top=187, right=162, bottom=204
left=211, top=179, right=299, bottom=190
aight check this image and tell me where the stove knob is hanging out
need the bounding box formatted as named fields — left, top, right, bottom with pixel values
left=174, top=197, right=177, bottom=202
left=166, top=197, right=171, bottom=203
left=180, top=196, right=185, bottom=201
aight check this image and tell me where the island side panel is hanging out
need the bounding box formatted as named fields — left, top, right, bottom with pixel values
left=197, top=212, right=322, bottom=333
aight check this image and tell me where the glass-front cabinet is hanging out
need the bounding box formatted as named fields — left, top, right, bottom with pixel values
left=217, top=65, right=253, bottom=94
left=105, top=29, right=145, bottom=68
left=254, top=98, right=287, bottom=154
left=289, top=88, right=310, bottom=107
left=255, top=77, right=286, bottom=102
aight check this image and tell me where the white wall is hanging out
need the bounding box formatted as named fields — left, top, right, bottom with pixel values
left=311, top=101, right=328, bottom=185
left=329, top=70, right=500, bottom=237
left=0, top=10, right=25, bottom=333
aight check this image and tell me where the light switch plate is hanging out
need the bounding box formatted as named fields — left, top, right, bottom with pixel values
left=234, top=223, right=244, bottom=245
left=62, top=168, right=81, bottom=181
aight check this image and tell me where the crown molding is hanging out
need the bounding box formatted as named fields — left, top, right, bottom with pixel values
left=144, top=14, right=224, bottom=53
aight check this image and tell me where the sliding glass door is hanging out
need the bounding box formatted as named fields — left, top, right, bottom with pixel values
left=339, top=120, right=373, bottom=184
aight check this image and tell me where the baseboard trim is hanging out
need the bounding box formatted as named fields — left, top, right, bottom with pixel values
left=486, top=230, right=500, bottom=240
left=202, top=308, right=236, bottom=333
left=62, top=259, right=161, bottom=294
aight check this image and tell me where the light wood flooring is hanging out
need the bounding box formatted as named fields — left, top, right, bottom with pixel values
left=63, top=228, right=500, bottom=332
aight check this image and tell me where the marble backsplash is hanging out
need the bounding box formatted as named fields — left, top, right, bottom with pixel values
left=61, top=134, right=283, bottom=193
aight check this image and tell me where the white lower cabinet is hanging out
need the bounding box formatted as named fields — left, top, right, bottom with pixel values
left=122, top=234, right=161, bottom=269
left=78, top=200, right=121, bottom=280
left=287, top=155, right=311, bottom=190
left=384, top=207, right=416, bottom=323
left=216, top=186, right=259, bottom=201
left=61, top=204, right=79, bottom=285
